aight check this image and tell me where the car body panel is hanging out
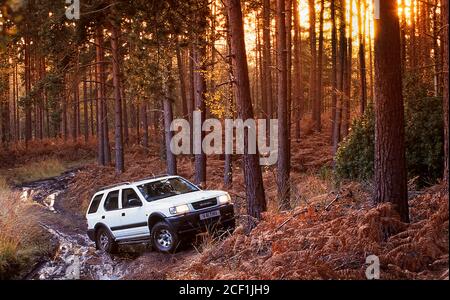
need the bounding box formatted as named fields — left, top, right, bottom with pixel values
left=85, top=176, right=234, bottom=244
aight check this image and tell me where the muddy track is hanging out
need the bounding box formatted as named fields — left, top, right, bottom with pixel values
left=16, top=170, right=142, bottom=280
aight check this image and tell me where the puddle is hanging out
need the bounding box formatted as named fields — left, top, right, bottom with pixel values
left=32, top=224, right=129, bottom=280
left=18, top=170, right=133, bottom=280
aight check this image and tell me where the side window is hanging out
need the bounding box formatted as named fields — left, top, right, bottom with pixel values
left=88, top=194, right=103, bottom=214
left=104, top=190, right=120, bottom=211
left=122, top=189, right=142, bottom=209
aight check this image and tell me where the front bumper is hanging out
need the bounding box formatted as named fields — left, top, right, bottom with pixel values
left=165, top=203, right=235, bottom=237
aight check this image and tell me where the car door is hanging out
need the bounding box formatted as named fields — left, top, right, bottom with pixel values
left=118, top=187, right=150, bottom=239
left=101, top=190, right=125, bottom=238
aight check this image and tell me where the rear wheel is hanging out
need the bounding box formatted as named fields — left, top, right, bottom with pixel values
left=95, top=227, right=118, bottom=254
left=151, top=222, right=179, bottom=253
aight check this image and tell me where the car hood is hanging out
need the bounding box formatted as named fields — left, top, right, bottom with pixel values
left=150, top=190, right=227, bottom=207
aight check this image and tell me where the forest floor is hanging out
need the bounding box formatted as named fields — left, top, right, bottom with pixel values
left=0, top=117, right=448, bottom=279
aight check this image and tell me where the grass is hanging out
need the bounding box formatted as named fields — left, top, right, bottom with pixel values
left=0, top=177, right=53, bottom=279
left=0, top=156, right=93, bottom=185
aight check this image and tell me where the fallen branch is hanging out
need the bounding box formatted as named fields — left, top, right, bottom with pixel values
left=275, top=208, right=308, bottom=231
left=325, top=193, right=341, bottom=211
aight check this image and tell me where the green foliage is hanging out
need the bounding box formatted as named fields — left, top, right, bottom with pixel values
left=336, top=79, right=444, bottom=186
left=399, top=76, right=444, bottom=185
left=335, top=105, right=375, bottom=182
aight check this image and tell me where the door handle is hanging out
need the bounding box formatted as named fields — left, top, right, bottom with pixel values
left=102, top=216, right=105, bottom=219
left=122, top=213, right=126, bottom=217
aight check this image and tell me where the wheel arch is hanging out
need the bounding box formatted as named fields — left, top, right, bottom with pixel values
left=148, top=213, right=167, bottom=231
left=94, top=222, right=115, bottom=240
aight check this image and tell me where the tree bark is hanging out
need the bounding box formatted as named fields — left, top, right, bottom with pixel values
left=225, top=0, right=267, bottom=220
left=333, top=0, right=346, bottom=157
left=357, top=0, right=367, bottom=115
left=193, top=1, right=208, bottom=186
left=293, top=0, right=303, bottom=142
left=163, top=59, right=177, bottom=176
left=263, top=0, right=273, bottom=124
left=442, top=0, right=449, bottom=184
left=95, top=27, right=106, bottom=165
left=374, top=0, right=409, bottom=223
left=315, top=0, right=325, bottom=132
left=24, top=30, right=32, bottom=146
left=330, top=0, right=338, bottom=143
left=83, top=75, right=89, bottom=143
left=342, top=0, right=353, bottom=138
left=111, top=22, right=125, bottom=174
left=276, top=0, right=291, bottom=210
left=308, top=0, right=317, bottom=130
left=176, top=46, right=189, bottom=119
left=141, top=101, right=149, bottom=148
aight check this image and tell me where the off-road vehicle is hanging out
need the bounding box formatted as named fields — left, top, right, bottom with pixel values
left=85, top=175, right=235, bottom=253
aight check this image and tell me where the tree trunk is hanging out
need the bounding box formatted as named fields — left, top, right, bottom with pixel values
left=24, top=31, right=32, bottom=146
left=276, top=0, right=291, bottom=210
left=342, top=0, right=353, bottom=138
left=95, top=27, right=106, bottom=165
left=410, top=0, right=417, bottom=69
left=330, top=0, right=338, bottom=143
left=225, top=0, right=267, bottom=220
left=83, top=76, right=89, bottom=143
left=263, top=0, right=273, bottom=124
left=176, top=46, right=189, bottom=119
left=111, top=22, right=125, bottom=174
left=442, top=0, right=449, bottom=184
left=224, top=10, right=234, bottom=188
left=141, top=101, right=149, bottom=148
left=193, top=2, right=208, bottom=186
left=333, top=0, right=346, bottom=157
left=293, top=0, right=303, bottom=142
left=315, top=0, right=325, bottom=132
left=163, top=59, right=177, bottom=175
left=358, top=0, right=367, bottom=115
left=308, top=0, right=317, bottom=130
left=374, top=0, right=409, bottom=223
left=285, top=0, right=292, bottom=137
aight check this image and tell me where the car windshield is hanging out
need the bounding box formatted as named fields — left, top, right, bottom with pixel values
left=137, top=178, right=199, bottom=202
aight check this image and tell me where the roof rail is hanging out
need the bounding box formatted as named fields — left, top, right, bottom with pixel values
left=137, top=173, right=172, bottom=183
left=98, top=182, right=131, bottom=192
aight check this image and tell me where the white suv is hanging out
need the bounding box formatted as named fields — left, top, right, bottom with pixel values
left=86, top=175, right=235, bottom=253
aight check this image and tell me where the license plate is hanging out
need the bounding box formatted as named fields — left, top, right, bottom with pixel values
left=199, top=210, right=220, bottom=220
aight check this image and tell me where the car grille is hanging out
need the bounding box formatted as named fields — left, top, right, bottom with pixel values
left=192, top=198, right=217, bottom=210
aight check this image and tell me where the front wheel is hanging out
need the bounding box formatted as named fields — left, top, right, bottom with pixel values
left=151, top=222, right=179, bottom=253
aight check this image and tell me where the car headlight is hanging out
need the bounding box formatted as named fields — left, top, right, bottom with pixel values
left=169, top=204, right=190, bottom=215
left=218, top=194, right=231, bottom=204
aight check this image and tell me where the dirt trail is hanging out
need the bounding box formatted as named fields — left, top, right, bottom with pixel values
left=16, top=171, right=146, bottom=280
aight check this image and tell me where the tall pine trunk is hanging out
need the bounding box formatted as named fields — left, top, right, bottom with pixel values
left=111, top=22, right=125, bottom=174
left=330, top=0, right=338, bottom=143
left=308, top=0, right=317, bottom=129
left=262, top=0, right=273, bottom=124
left=163, top=60, right=177, bottom=176
left=193, top=1, right=208, bottom=186
left=374, top=0, right=409, bottom=223
left=293, top=0, right=303, bottom=142
left=226, top=0, right=266, bottom=221
left=276, top=0, right=291, bottom=210
left=357, top=0, right=367, bottom=114
left=442, top=0, right=449, bottom=184
left=315, top=0, right=325, bottom=132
